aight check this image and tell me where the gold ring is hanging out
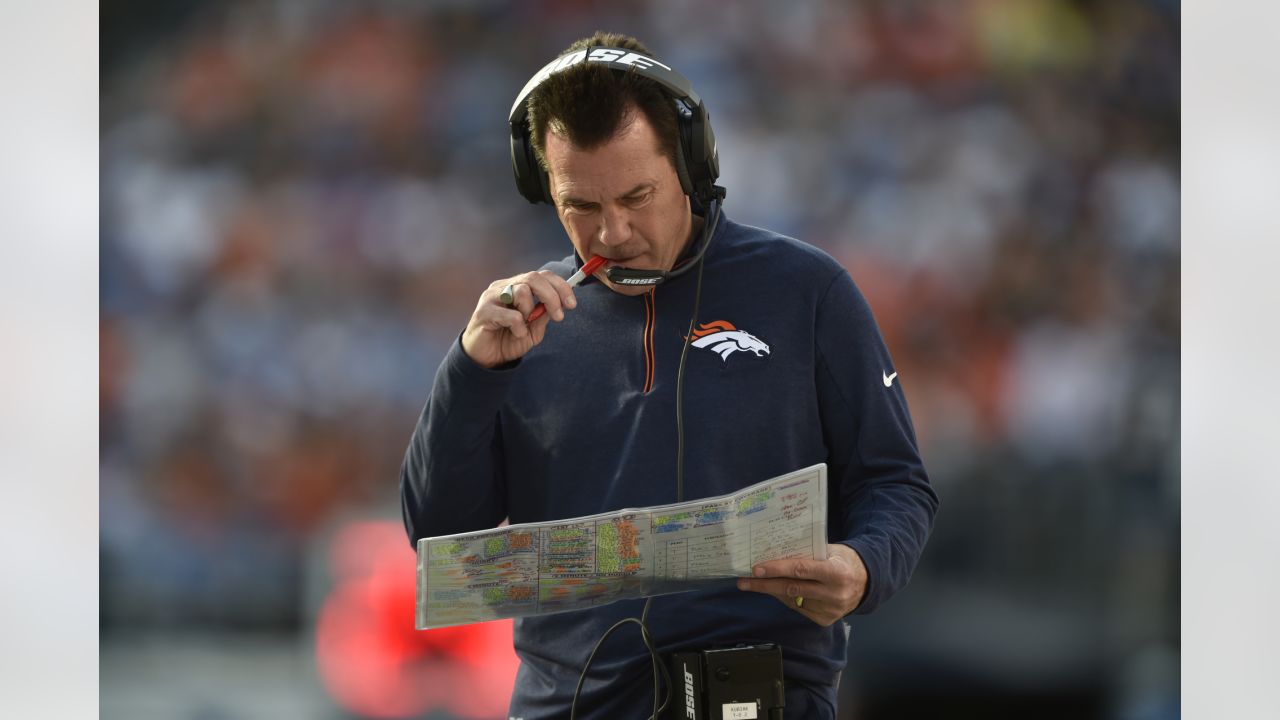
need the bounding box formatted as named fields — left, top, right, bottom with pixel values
left=794, top=596, right=805, bottom=609
left=499, top=283, right=517, bottom=306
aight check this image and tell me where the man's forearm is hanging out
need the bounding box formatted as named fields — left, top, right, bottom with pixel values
left=400, top=336, right=517, bottom=545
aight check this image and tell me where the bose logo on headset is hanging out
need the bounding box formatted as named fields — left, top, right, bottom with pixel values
left=526, top=48, right=673, bottom=90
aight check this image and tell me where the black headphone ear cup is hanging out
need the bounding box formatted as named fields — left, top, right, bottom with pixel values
left=510, top=123, right=553, bottom=204
left=674, top=99, right=718, bottom=203
left=673, top=133, right=695, bottom=198
left=694, top=109, right=719, bottom=195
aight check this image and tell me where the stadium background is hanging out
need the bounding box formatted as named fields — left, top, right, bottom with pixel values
left=99, top=1, right=1179, bottom=718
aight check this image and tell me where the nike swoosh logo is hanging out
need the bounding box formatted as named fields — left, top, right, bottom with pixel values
left=882, top=371, right=898, bottom=388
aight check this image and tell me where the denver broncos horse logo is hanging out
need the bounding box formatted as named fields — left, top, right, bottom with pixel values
left=689, top=320, right=771, bottom=361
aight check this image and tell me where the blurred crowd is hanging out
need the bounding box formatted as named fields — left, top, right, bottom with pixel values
left=100, top=0, right=1179, bottom=716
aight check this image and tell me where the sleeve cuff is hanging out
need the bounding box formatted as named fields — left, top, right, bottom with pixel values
left=430, top=334, right=521, bottom=422
left=838, top=538, right=879, bottom=616
left=446, top=333, right=522, bottom=383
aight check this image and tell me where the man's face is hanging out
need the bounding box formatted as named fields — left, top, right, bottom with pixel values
left=543, top=109, right=694, bottom=296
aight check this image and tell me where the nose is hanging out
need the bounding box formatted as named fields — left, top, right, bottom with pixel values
left=597, top=205, right=632, bottom=248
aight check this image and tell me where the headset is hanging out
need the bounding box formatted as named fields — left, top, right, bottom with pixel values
left=509, top=46, right=721, bottom=206
left=509, top=46, right=727, bottom=288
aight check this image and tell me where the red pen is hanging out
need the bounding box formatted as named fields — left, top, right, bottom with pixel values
left=527, top=255, right=606, bottom=323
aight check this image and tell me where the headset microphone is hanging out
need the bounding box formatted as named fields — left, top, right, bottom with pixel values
left=604, top=267, right=669, bottom=287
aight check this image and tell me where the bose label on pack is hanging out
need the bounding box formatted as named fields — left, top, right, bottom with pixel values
left=721, top=702, right=758, bottom=719
left=683, top=663, right=697, bottom=718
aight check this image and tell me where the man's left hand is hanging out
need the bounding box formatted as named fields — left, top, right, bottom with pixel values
left=736, top=544, right=868, bottom=626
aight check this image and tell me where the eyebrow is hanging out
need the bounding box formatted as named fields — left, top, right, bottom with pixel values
left=558, top=183, right=654, bottom=205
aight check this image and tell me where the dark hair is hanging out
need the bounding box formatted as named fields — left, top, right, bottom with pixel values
left=526, top=32, right=680, bottom=173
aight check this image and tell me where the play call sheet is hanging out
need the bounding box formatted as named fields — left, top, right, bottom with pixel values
left=416, top=464, right=828, bottom=629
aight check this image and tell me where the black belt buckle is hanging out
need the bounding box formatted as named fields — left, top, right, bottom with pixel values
left=666, top=642, right=785, bottom=719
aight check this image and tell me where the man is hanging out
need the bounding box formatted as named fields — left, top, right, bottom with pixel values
left=401, top=32, right=937, bottom=718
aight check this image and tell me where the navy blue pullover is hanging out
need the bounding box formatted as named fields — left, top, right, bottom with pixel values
left=401, top=214, right=938, bottom=718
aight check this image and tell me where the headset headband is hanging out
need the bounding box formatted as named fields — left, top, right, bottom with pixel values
left=508, top=46, right=720, bottom=205
left=509, top=48, right=697, bottom=123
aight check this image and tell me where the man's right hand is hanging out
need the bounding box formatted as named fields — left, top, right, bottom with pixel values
left=460, top=269, right=578, bottom=369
